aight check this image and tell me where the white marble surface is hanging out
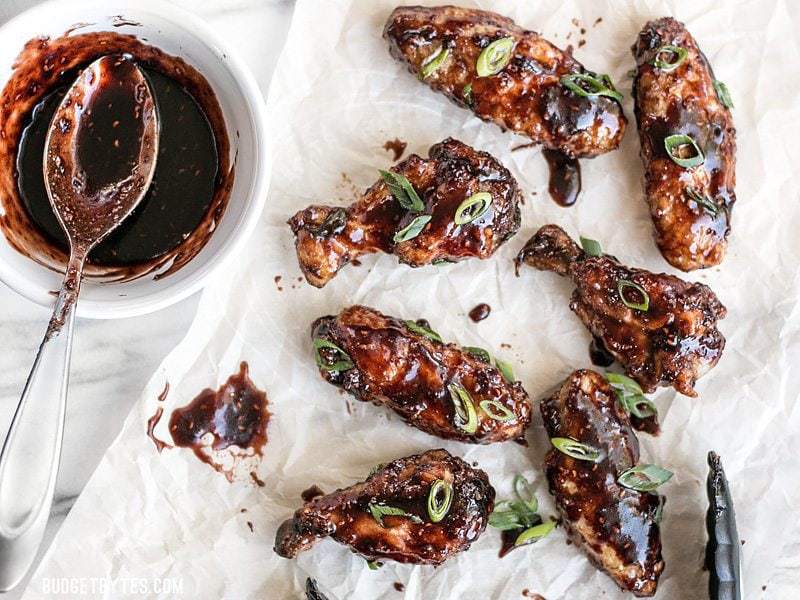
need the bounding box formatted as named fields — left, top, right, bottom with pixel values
left=0, top=0, right=294, bottom=596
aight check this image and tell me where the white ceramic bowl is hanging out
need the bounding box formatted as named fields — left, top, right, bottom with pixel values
left=0, top=0, right=270, bottom=318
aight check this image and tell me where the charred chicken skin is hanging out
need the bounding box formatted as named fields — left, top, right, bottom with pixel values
left=289, top=138, right=521, bottom=288
left=311, top=305, right=532, bottom=443
left=632, top=17, right=736, bottom=271
left=542, top=370, right=665, bottom=596
left=516, top=225, right=726, bottom=396
left=274, top=449, right=495, bottom=565
left=384, top=6, right=626, bottom=158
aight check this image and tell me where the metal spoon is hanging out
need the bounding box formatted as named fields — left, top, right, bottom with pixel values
left=0, top=55, right=159, bottom=591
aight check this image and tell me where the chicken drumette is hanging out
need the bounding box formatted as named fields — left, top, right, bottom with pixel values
left=311, top=305, right=532, bottom=444
left=632, top=17, right=736, bottom=271
left=516, top=225, right=726, bottom=396
left=384, top=6, right=626, bottom=158
left=289, top=138, right=521, bottom=287
left=274, top=449, right=495, bottom=565
left=542, top=370, right=665, bottom=597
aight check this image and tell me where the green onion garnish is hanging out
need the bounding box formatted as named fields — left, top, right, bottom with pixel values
left=476, top=37, right=515, bottom=77
left=651, top=45, right=688, bottom=71
left=463, top=83, right=473, bottom=106
left=686, top=186, right=719, bottom=216
left=367, top=560, right=381, bottom=570
left=454, top=192, right=492, bottom=225
left=713, top=79, right=734, bottom=108
left=654, top=496, right=665, bottom=524
left=479, top=400, right=515, bottom=422
left=560, top=72, right=623, bottom=102
left=405, top=319, right=442, bottom=343
left=463, top=346, right=491, bottom=363
left=580, top=236, right=602, bottom=257
left=379, top=170, right=424, bottom=212
left=313, top=338, right=354, bottom=372
left=514, top=520, right=556, bottom=546
left=664, top=133, right=704, bottom=168
left=393, top=214, right=431, bottom=243
left=448, top=383, right=478, bottom=434
left=427, top=479, right=453, bottom=523
left=495, top=358, right=515, bottom=383
left=606, top=372, right=657, bottom=419
left=551, top=437, right=602, bottom=462
left=617, top=279, right=650, bottom=311
left=420, top=46, right=449, bottom=79
left=311, top=208, right=347, bottom=237
left=513, top=474, right=538, bottom=513
left=368, top=503, right=423, bottom=527
left=618, top=464, right=674, bottom=492
left=488, top=475, right=545, bottom=531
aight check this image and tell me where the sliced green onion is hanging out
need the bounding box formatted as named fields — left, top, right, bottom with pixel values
left=312, top=208, right=347, bottom=237
left=427, top=479, right=453, bottom=523
left=654, top=496, right=665, bottom=524
left=495, top=358, right=515, bottom=383
left=605, top=372, right=642, bottom=394
left=367, top=560, right=382, bottom=570
left=551, top=437, right=602, bottom=462
left=454, top=192, right=492, bottom=225
left=393, top=214, right=431, bottom=243
left=432, top=258, right=453, bottom=266
left=560, top=72, right=623, bottom=102
left=420, top=46, right=449, bottom=79
left=404, top=319, right=442, bottom=343
left=313, top=338, right=354, bottom=372
left=379, top=169, right=424, bottom=212
left=463, top=346, right=491, bottom=363
left=651, top=45, right=688, bottom=71
left=686, top=186, right=719, bottom=217
left=488, top=508, right=528, bottom=530
left=713, top=79, right=734, bottom=108
left=664, top=133, right=704, bottom=168
left=368, top=503, right=423, bottom=527
left=580, top=236, right=602, bottom=257
left=618, top=464, right=674, bottom=492
left=617, top=279, right=650, bottom=311
left=513, top=475, right=538, bottom=513
left=476, top=37, right=515, bottom=77
left=479, top=400, right=515, bottom=422
left=514, top=520, right=556, bottom=546
left=605, top=372, right=658, bottom=420
left=448, top=383, right=478, bottom=434
left=462, top=83, right=473, bottom=106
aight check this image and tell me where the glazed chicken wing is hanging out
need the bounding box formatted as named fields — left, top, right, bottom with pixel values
left=516, top=225, right=726, bottom=396
left=274, top=449, right=495, bottom=565
left=384, top=6, right=626, bottom=158
left=311, top=305, right=532, bottom=443
left=289, top=138, right=521, bottom=287
left=542, top=370, right=665, bottom=597
left=632, top=17, right=736, bottom=271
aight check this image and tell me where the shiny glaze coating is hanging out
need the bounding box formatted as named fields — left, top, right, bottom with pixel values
left=274, top=449, right=495, bottom=565
left=384, top=6, right=626, bottom=158
left=516, top=225, right=726, bottom=396
left=289, top=138, right=521, bottom=287
left=541, top=370, right=664, bottom=597
left=632, top=18, right=736, bottom=271
left=312, top=305, right=532, bottom=443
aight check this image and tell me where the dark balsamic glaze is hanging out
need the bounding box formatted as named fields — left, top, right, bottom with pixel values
left=305, top=578, right=330, bottom=600
left=301, top=484, right=325, bottom=502
left=146, top=381, right=172, bottom=453
left=468, top=302, right=491, bottom=322
left=18, top=67, right=217, bottom=265
left=498, top=528, right=525, bottom=558
left=542, top=148, right=581, bottom=207
left=382, top=138, right=407, bottom=161
left=168, top=362, right=270, bottom=476
left=589, top=336, right=615, bottom=367
left=393, top=582, right=405, bottom=592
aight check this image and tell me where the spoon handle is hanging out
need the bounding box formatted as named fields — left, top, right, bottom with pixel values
left=0, top=250, right=85, bottom=591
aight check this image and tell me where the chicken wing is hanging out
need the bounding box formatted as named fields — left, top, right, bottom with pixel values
left=384, top=6, right=626, bottom=158
left=516, top=225, right=726, bottom=396
left=311, top=305, right=532, bottom=443
left=289, top=138, right=521, bottom=287
left=274, top=449, right=495, bottom=565
left=542, top=369, right=665, bottom=596
left=632, top=17, right=736, bottom=271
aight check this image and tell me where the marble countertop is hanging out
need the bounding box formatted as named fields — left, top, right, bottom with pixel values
left=0, top=1, right=294, bottom=596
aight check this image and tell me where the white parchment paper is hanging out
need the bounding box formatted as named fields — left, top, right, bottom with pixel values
left=22, top=0, right=800, bottom=598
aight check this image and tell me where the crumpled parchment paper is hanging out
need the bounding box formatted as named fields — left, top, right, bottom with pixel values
left=22, top=0, right=800, bottom=598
